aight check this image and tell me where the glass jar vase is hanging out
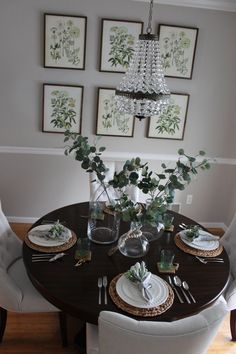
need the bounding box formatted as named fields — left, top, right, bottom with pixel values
left=87, top=201, right=120, bottom=244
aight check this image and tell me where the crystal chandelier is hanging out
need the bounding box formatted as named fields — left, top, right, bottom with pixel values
left=115, top=0, right=170, bottom=120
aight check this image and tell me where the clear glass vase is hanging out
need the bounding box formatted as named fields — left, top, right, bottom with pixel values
left=141, top=222, right=164, bottom=242
left=87, top=201, right=120, bottom=244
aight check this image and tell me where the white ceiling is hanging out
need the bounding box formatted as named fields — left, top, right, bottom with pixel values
left=132, top=0, right=236, bottom=12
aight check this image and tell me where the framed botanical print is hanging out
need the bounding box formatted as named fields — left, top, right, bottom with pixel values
left=158, top=24, right=198, bottom=79
left=99, top=19, right=143, bottom=73
left=44, top=13, right=87, bottom=69
left=147, top=93, right=189, bottom=140
left=96, top=88, right=135, bottom=137
left=43, top=84, right=83, bottom=134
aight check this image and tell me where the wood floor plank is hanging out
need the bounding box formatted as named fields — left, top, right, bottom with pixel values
left=1, top=223, right=234, bottom=353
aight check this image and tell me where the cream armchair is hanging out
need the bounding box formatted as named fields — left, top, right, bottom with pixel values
left=86, top=297, right=228, bottom=354
left=220, top=212, right=236, bottom=341
left=0, top=201, right=67, bottom=346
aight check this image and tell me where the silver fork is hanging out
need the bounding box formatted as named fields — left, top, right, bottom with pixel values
left=98, top=277, right=103, bottom=305
left=32, top=253, right=67, bottom=262
left=103, top=276, right=108, bottom=305
left=195, top=256, right=224, bottom=264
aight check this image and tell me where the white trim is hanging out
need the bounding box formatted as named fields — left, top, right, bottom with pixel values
left=199, top=222, right=227, bottom=231
left=7, top=216, right=38, bottom=224
left=0, top=145, right=236, bottom=165
left=0, top=146, right=65, bottom=156
left=132, top=0, right=236, bottom=13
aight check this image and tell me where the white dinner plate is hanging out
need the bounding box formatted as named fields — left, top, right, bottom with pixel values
left=116, top=274, right=169, bottom=309
left=179, top=230, right=219, bottom=251
left=28, top=224, right=72, bottom=247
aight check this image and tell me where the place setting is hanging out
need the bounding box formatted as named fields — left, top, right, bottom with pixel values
left=108, top=261, right=175, bottom=317
left=174, top=224, right=223, bottom=257
left=25, top=219, right=77, bottom=253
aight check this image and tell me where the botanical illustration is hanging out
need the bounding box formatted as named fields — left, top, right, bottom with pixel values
left=108, top=26, right=135, bottom=68
left=161, top=31, right=191, bottom=76
left=50, top=90, right=76, bottom=130
left=44, top=14, right=86, bottom=69
left=159, top=25, right=198, bottom=79
left=43, top=84, right=83, bottom=134
left=100, top=19, right=143, bottom=73
left=96, top=89, right=134, bottom=137
left=154, top=98, right=181, bottom=135
left=147, top=94, right=189, bottom=140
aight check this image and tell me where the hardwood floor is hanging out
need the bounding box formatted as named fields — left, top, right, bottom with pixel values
left=1, top=224, right=235, bottom=354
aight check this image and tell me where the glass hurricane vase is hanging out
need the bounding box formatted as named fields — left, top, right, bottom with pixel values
left=87, top=200, right=120, bottom=244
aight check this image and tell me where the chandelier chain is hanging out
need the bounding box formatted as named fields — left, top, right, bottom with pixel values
left=146, top=0, right=154, bottom=34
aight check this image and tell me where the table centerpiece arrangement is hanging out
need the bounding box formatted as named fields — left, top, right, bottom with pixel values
left=54, top=118, right=210, bottom=248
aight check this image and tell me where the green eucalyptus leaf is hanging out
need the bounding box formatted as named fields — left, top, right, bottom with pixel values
left=178, top=148, right=185, bottom=155
left=90, top=146, right=96, bottom=153
left=199, top=150, right=206, bottom=156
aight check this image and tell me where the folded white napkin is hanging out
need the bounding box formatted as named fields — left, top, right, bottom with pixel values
left=30, top=227, right=70, bottom=242
left=137, top=274, right=153, bottom=303
left=182, top=230, right=219, bottom=245
left=125, top=262, right=154, bottom=304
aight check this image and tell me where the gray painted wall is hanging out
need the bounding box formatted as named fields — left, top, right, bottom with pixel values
left=0, top=0, right=235, bottom=225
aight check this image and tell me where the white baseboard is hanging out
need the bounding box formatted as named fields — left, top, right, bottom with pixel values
left=7, top=216, right=38, bottom=224
left=199, top=222, right=227, bottom=231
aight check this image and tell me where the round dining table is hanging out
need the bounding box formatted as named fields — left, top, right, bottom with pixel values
left=23, top=202, right=230, bottom=325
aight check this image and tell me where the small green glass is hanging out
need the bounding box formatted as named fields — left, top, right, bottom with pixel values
left=162, top=213, right=174, bottom=230
left=160, top=249, right=175, bottom=270
left=75, top=237, right=90, bottom=259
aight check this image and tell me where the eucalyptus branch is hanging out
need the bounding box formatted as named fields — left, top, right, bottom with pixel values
left=58, top=125, right=211, bottom=225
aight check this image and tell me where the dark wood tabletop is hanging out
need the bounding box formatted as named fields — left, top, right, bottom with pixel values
left=23, top=202, right=230, bottom=324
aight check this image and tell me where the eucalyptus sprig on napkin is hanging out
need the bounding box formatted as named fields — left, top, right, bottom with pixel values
left=31, top=220, right=70, bottom=242
left=48, top=220, right=66, bottom=239
left=125, top=261, right=150, bottom=283
left=125, top=262, right=153, bottom=303
left=185, top=225, right=201, bottom=241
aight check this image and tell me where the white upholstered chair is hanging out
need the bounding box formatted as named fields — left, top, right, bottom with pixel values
left=86, top=297, right=228, bottom=354
left=0, top=201, right=67, bottom=346
left=220, top=212, right=236, bottom=341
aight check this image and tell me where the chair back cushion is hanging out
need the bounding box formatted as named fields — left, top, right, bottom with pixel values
left=0, top=201, right=24, bottom=310
left=0, top=201, right=22, bottom=270
left=89, top=161, right=140, bottom=203
left=221, top=212, right=236, bottom=279
left=97, top=298, right=228, bottom=354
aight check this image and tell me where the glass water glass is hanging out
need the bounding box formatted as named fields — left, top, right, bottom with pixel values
left=160, top=249, right=175, bottom=270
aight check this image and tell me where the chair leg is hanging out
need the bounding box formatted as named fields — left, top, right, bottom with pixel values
left=0, top=308, right=7, bottom=343
left=58, top=312, right=68, bottom=347
left=230, top=309, right=236, bottom=341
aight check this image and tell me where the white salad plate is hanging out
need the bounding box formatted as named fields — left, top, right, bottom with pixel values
left=116, top=274, right=169, bottom=309
left=28, top=224, right=72, bottom=247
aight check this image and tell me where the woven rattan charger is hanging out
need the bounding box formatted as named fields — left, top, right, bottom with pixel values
left=24, top=230, right=77, bottom=253
left=174, top=233, right=223, bottom=257
left=109, top=274, right=174, bottom=317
